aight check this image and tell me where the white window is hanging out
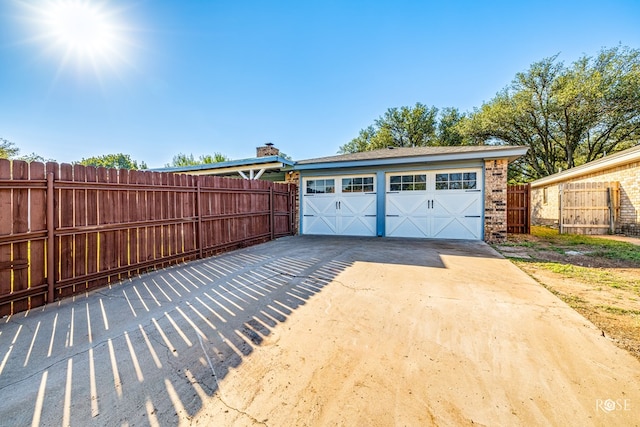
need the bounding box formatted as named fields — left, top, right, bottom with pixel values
left=342, top=176, right=374, bottom=193
left=306, top=179, right=335, bottom=194
left=389, top=174, right=427, bottom=191
left=435, top=172, right=477, bottom=190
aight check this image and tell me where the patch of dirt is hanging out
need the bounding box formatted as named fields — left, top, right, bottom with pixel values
left=505, top=233, right=638, bottom=268
left=515, top=263, right=640, bottom=360
left=498, top=232, right=640, bottom=361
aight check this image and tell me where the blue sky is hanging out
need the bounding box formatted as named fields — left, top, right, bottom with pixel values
left=1, top=0, right=639, bottom=167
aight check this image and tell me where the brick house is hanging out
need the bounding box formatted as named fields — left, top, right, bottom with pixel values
left=288, top=145, right=527, bottom=242
left=530, top=144, right=640, bottom=235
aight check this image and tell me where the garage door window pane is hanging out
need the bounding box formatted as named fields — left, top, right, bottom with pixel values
left=342, top=178, right=352, bottom=192
left=307, top=179, right=335, bottom=194
left=436, top=172, right=477, bottom=190
left=450, top=175, right=463, bottom=189
left=325, top=180, right=335, bottom=193
left=306, top=180, right=316, bottom=193
left=464, top=172, right=477, bottom=189
left=343, top=176, right=374, bottom=193
left=390, top=174, right=426, bottom=191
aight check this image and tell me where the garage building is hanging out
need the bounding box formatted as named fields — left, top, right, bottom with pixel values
left=291, top=146, right=527, bottom=242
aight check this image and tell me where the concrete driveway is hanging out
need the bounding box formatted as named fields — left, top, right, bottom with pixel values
left=0, top=236, right=638, bottom=426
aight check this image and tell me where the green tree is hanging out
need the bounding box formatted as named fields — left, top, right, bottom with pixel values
left=0, top=138, right=20, bottom=159
left=436, top=107, right=472, bottom=146
left=338, top=126, right=381, bottom=154
left=376, top=103, right=439, bottom=148
left=78, top=153, right=148, bottom=170
left=460, top=46, right=640, bottom=181
left=0, top=138, right=55, bottom=162
left=339, top=103, right=473, bottom=153
left=165, top=152, right=229, bottom=167
left=16, top=153, right=53, bottom=163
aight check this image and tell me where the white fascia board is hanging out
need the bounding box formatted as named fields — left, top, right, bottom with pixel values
left=294, top=147, right=528, bottom=171
left=178, top=162, right=285, bottom=176
left=531, top=150, right=640, bottom=188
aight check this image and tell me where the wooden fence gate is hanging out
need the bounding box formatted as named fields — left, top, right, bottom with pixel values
left=507, top=184, right=530, bottom=234
left=0, top=160, right=297, bottom=316
left=559, top=181, right=620, bottom=235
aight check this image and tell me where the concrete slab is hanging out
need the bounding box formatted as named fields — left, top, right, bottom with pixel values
left=0, top=236, right=638, bottom=426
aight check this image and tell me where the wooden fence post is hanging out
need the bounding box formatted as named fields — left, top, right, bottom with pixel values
left=558, top=184, right=564, bottom=234
left=46, top=172, right=55, bottom=303
left=607, top=187, right=614, bottom=234
left=269, top=187, right=275, bottom=240
left=526, top=183, right=531, bottom=234
left=196, top=178, right=203, bottom=259
left=291, top=187, right=297, bottom=235
left=288, top=184, right=293, bottom=234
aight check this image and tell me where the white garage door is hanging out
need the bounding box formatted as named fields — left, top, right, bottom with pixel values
left=302, top=175, right=377, bottom=236
left=385, top=169, right=482, bottom=239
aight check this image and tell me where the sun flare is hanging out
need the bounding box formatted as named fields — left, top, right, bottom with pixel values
left=19, top=0, right=135, bottom=78
left=47, top=2, right=114, bottom=56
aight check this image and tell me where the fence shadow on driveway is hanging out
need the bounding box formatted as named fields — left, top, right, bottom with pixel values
left=0, top=235, right=498, bottom=425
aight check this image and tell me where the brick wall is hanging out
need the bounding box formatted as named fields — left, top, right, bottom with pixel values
left=484, top=159, right=508, bottom=242
left=531, top=185, right=560, bottom=226
left=532, top=160, right=640, bottom=228
left=256, top=145, right=280, bottom=157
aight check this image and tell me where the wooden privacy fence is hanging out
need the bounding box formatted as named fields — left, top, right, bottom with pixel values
left=0, top=160, right=297, bottom=316
left=507, top=184, right=531, bottom=234
left=559, top=181, right=620, bottom=235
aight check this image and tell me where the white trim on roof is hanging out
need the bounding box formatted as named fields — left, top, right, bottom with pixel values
left=179, top=162, right=286, bottom=176
left=531, top=145, right=640, bottom=188
left=294, top=147, right=528, bottom=170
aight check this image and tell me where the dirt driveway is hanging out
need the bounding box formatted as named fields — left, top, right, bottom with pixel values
left=1, top=236, right=639, bottom=426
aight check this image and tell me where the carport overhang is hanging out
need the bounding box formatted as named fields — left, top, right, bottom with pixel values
left=153, top=156, right=295, bottom=180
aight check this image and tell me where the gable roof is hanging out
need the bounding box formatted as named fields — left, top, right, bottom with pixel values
left=531, top=144, right=640, bottom=188
left=294, top=145, right=528, bottom=170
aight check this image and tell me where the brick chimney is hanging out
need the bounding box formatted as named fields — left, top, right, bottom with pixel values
left=256, top=142, right=280, bottom=157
